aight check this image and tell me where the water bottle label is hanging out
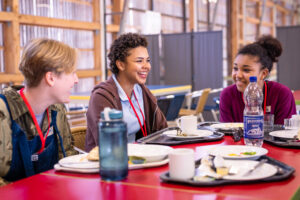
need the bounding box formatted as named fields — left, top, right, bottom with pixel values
left=244, top=115, right=264, bottom=139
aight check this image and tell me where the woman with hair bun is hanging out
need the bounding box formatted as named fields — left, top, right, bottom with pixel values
left=220, top=35, right=296, bottom=124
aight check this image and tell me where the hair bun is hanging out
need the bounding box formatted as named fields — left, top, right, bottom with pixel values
left=255, top=35, right=282, bottom=62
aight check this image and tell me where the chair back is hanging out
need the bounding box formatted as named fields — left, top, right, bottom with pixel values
left=71, top=126, right=87, bottom=150
left=66, top=109, right=87, bottom=127
left=195, top=88, right=211, bottom=114
left=165, top=94, right=185, bottom=121
left=157, top=95, right=173, bottom=116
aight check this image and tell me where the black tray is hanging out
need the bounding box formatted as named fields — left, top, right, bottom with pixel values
left=136, top=127, right=224, bottom=145
left=160, top=155, right=295, bottom=186
left=264, top=125, right=300, bottom=149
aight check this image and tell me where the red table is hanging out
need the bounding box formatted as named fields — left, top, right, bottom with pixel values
left=0, top=136, right=299, bottom=200
left=294, top=90, right=300, bottom=105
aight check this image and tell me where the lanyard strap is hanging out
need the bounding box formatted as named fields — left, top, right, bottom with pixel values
left=126, top=90, right=147, bottom=137
left=20, top=88, right=50, bottom=154
left=241, top=81, right=267, bottom=114
left=263, top=81, right=267, bottom=114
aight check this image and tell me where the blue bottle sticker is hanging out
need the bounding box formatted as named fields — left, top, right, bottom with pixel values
left=243, top=115, right=264, bottom=139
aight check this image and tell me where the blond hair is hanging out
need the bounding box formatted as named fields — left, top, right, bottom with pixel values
left=19, top=38, right=76, bottom=87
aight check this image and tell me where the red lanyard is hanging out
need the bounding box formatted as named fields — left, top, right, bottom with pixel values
left=20, top=88, right=50, bottom=154
left=126, top=90, right=147, bottom=137
left=242, top=81, right=268, bottom=114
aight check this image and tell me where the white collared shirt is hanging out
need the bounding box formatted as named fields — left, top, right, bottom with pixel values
left=112, top=75, right=145, bottom=143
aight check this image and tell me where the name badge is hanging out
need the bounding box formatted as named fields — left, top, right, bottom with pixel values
left=31, top=154, right=38, bottom=162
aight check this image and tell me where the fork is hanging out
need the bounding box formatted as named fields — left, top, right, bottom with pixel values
left=243, top=159, right=267, bottom=176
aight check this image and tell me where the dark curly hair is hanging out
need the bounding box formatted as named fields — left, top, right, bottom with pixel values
left=237, top=35, right=282, bottom=72
left=108, top=33, right=148, bottom=74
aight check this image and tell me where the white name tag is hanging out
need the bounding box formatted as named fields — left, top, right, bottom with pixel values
left=31, top=154, right=38, bottom=161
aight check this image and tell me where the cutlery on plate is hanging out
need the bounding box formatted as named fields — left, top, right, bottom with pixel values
left=74, top=146, right=88, bottom=154
left=243, top=159, right=267, bottom=176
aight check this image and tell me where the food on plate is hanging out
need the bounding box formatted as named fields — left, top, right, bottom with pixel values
left=176, top=129, right=188, bottom=137
left=211, top=123, right=244, bottom=129
left=195, top=155, right=230, bottom=180
left=227, top=151, right=256, bottom=157
left=128, top=156, right=146, bottom=164
left=214, top=155, right=230, bottom=176
left=87, top=146, right=147, bottom=164
left=87, top=146, right=99, bottom=161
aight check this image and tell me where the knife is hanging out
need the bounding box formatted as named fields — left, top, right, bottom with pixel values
left=243, top=159, right=268, bottom=176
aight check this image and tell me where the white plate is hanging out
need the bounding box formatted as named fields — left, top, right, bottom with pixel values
left=210, top=123, right=243, bottom=130
left=223, top=160, right=277, bottom=181
left=208, top=145, right=268, bottom=160
left=54, top=159, right=169, bottom=173
left=59, top=154, right=99, bottom=169
left=54, top=164, right=99, bottom=173
left=163, top=129, right=213, bottom=139
left=269, top=130, right=298, bottom=139
left=128, top=144, right=173, bottom=162
left=129, top=158, right=169, bottom=170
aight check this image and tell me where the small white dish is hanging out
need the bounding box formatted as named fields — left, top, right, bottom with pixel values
left=128, top=144, right=173, bottom=163
left=269, top=130, right=298, bottom=139
left=208, top=145, right=268, bottom=160
left=163, top=129, right=213, bottom=139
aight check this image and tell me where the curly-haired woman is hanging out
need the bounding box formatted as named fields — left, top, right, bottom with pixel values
left=85, top=33, right=167, bottom=151
left=220, top=35, right=296, bottom=124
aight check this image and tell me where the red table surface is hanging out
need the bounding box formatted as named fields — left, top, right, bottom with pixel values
left=294, top=90, right=300, bottom=101
left=0, top=136, right=299, bottom=200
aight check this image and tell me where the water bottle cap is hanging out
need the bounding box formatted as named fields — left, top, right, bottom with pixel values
left=249, top=76, right=257, bottom=82
left=101, top=108, right=123, bottom=120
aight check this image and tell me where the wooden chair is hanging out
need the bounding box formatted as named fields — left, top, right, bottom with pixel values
left=179, top=88, right=211, bottom=122
left=71, top=126, right=87, bottom=150
left=66, top=109, right=87, bottom=127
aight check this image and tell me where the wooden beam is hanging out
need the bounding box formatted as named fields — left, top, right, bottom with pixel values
left=93, top=0, right=102, bottom=83
left=112, top=0, right=124, bottom=25
left=3, top=0, right=20, bottom=74
left=19, top=15, right=101, bottom=30
left=0, top=11, right=16, bottom=21
left=239, top=15, right=274, bottom=27
left=106, top=24, right=120, bottom=32
left=0, top=73, right=24, bottom=83
left=229, top=0, right=238, bottom=77
left=76, top=69, right=102, bottom=78
left=189, top=0, right=195, bottom=32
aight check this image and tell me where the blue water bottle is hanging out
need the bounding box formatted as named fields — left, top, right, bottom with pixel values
left=243, top=76, right=264, bottom=147
left=99, top=108, right=128, bottom=180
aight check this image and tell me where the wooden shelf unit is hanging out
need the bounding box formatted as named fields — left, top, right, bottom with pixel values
left=0, top=0, right=102, bottom=86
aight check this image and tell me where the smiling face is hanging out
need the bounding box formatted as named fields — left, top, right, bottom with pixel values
left=117, top=46, right=151, bottom=86
left=232, top=54, right=269, bottom=93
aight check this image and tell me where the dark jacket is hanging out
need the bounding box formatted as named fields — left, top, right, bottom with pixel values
left=85, top=77, right=168, bottom=151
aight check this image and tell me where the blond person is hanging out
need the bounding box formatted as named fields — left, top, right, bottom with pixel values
left=0, top=39, right=78, bottom=185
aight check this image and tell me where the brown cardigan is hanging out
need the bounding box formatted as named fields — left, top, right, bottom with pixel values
left=85, top=77, right=167, bottom=151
